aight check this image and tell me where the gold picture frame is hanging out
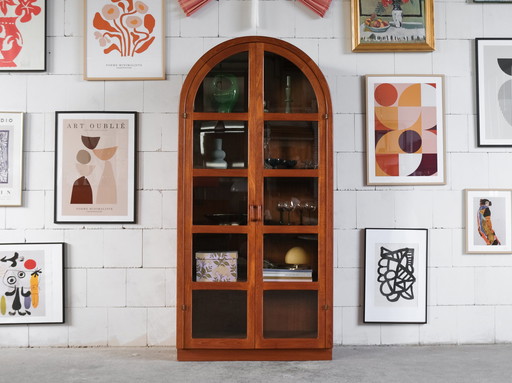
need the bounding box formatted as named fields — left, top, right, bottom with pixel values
left=352, top=0, right=435, bottom=52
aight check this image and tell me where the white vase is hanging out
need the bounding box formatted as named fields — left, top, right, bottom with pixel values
left=210, top=138, right=227, bottom=168
left=392, top=9, right=403, bottom=28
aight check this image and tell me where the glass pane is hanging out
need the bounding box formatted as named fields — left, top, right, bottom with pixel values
left=192, top=290, right=247, bottom=338
left=264, top=52, right=317, bottom=114
left=264, top=121, right=318, bottom=169
left=193, top=121, right=248, bottom=169
left=194, top=52, right=248, bottom=113
left=264, top=178, right=317, bottom=226
left=263, top=290, right=317, bottom=338
left=193, top=177, right=247, bottom=225
left=263, top=234, right=317, bottom=281
left=193, top=234, right=247, bottom=282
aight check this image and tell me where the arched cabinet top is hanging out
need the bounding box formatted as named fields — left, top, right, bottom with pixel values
left=179, top=36, right=332, bottom=117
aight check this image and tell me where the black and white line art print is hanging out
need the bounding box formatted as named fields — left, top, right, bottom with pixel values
left=377, top=245, right=416, bottom=303
left=364, top=228, right=427, bottom=324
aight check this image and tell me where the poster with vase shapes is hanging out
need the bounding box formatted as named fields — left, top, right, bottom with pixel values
left=54, top=111, right=136, bottom=223
left=84, top=0, right=165, bottom=80
left=0, top=0, right=45, bottom=71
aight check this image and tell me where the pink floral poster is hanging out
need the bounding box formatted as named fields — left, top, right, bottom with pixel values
left=0, top=0, right=45, bottom=71
left=84, top=0, right=165, bottom=80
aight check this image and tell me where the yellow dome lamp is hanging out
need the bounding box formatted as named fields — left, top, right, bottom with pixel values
left=284, top=246, right=310, bottom=270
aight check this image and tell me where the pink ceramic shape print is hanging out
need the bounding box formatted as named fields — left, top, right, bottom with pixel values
left=93, top=0, right=156, bottom=57
left=0, top=0, right=41, bottom=67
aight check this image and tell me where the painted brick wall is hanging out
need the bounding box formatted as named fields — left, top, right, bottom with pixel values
left=0, top=0, right=510, bottom=347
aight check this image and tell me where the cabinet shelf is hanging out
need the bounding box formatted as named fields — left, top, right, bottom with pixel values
left=178, top=36, right=333, bottom=361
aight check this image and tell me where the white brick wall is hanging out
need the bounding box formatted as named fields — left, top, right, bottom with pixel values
left=2, top=0, right=512, bottom=348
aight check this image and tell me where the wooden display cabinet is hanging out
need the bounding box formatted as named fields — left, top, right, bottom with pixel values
left=177, top=36, right=333, bottom=361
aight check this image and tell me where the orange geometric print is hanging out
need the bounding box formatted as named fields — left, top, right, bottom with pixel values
left=399, top=84, right=421, bottom=107
left=374, top=84, right=398, bottom=107
left=376, top=154, right=399, bottom=176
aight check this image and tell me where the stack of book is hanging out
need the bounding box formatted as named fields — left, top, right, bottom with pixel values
left=262, top=268, right=313, bottom=282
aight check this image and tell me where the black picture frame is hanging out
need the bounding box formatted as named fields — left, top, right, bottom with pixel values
left=363, top=228, right=428, bottom=324
left=476, top=37, right=512, bottom=147
left=54, top=111, right=137, bottom=224
left=0, top=243, right=64, bottom=324
left=0, top=0, right=46, bottom=72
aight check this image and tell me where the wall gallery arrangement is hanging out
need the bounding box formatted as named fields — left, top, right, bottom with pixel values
left=0, top=0, right=511, bottom=332
left=364, top=228, right=428, bottom=324
left=0, top=0, right=46, bottom=71
left=0, top=243, right=64, bottom=325
left=54, top=111, right=137, bottom=224
left=84, top=0, right=165, bottom=80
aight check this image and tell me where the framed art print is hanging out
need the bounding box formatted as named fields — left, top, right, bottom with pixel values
left=351, top=0, right=434, bottom=52
left=84, top=0, right=165, bottom=80
left=465, top=189, right=512, bottom=254
left=54, top=111, right=137, bottom=223
left=0, top=243, right=64, bottom=324
left=366, top=75, right=445, bottom=185
left=364, top=228, right=428, bottom=324
left=0, top=112, right=23, bottom=206
left=476, top=38, right=512, bottom=146
left=0, top=0, right=46, bottom=71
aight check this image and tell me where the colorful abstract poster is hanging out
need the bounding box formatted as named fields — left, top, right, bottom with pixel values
left=0, top=243, right=63, bottom=325
left=366, top=75, right=445, bottom=185
left=84, top=0, right=165, bottom=80
left=0, top=112, right=23, bottom=206
left=476, top=38, right=512, bottom=146
left=364, top=228, right=427, bottom=324
left=465, top=190, right=512, bottom=254
left=0, top=0, right=45, bottom=71
left=55, top=112, right=137, bottom=223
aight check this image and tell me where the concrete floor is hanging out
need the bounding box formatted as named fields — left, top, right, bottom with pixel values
left=1, top=345, right=512, bottom=383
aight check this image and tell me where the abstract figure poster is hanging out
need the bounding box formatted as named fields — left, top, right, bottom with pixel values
left=54, top=112, right=136, bottom=223
left=364, top=228, right=427, bottom=323
left=351, top=0, right=434, bottom=52
left=0, top=243, right=64, bottom=324
left=0, top=0, right=45, bottom=71
left=476, top=38, right=512, bottom=146
left=366, top=75, right=445, bottom=185
left=0, top=112, right=23, bottom=206
left=84, top=0, right=165, bottom=80
left=465, top=189, right=512, bottom=254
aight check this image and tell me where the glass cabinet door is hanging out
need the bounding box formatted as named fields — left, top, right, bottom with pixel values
left=264, top=52, right=317, bottom=114
left=194, top=52, right=249, bottom=113
left=194, top=121, right=248, bottom=169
